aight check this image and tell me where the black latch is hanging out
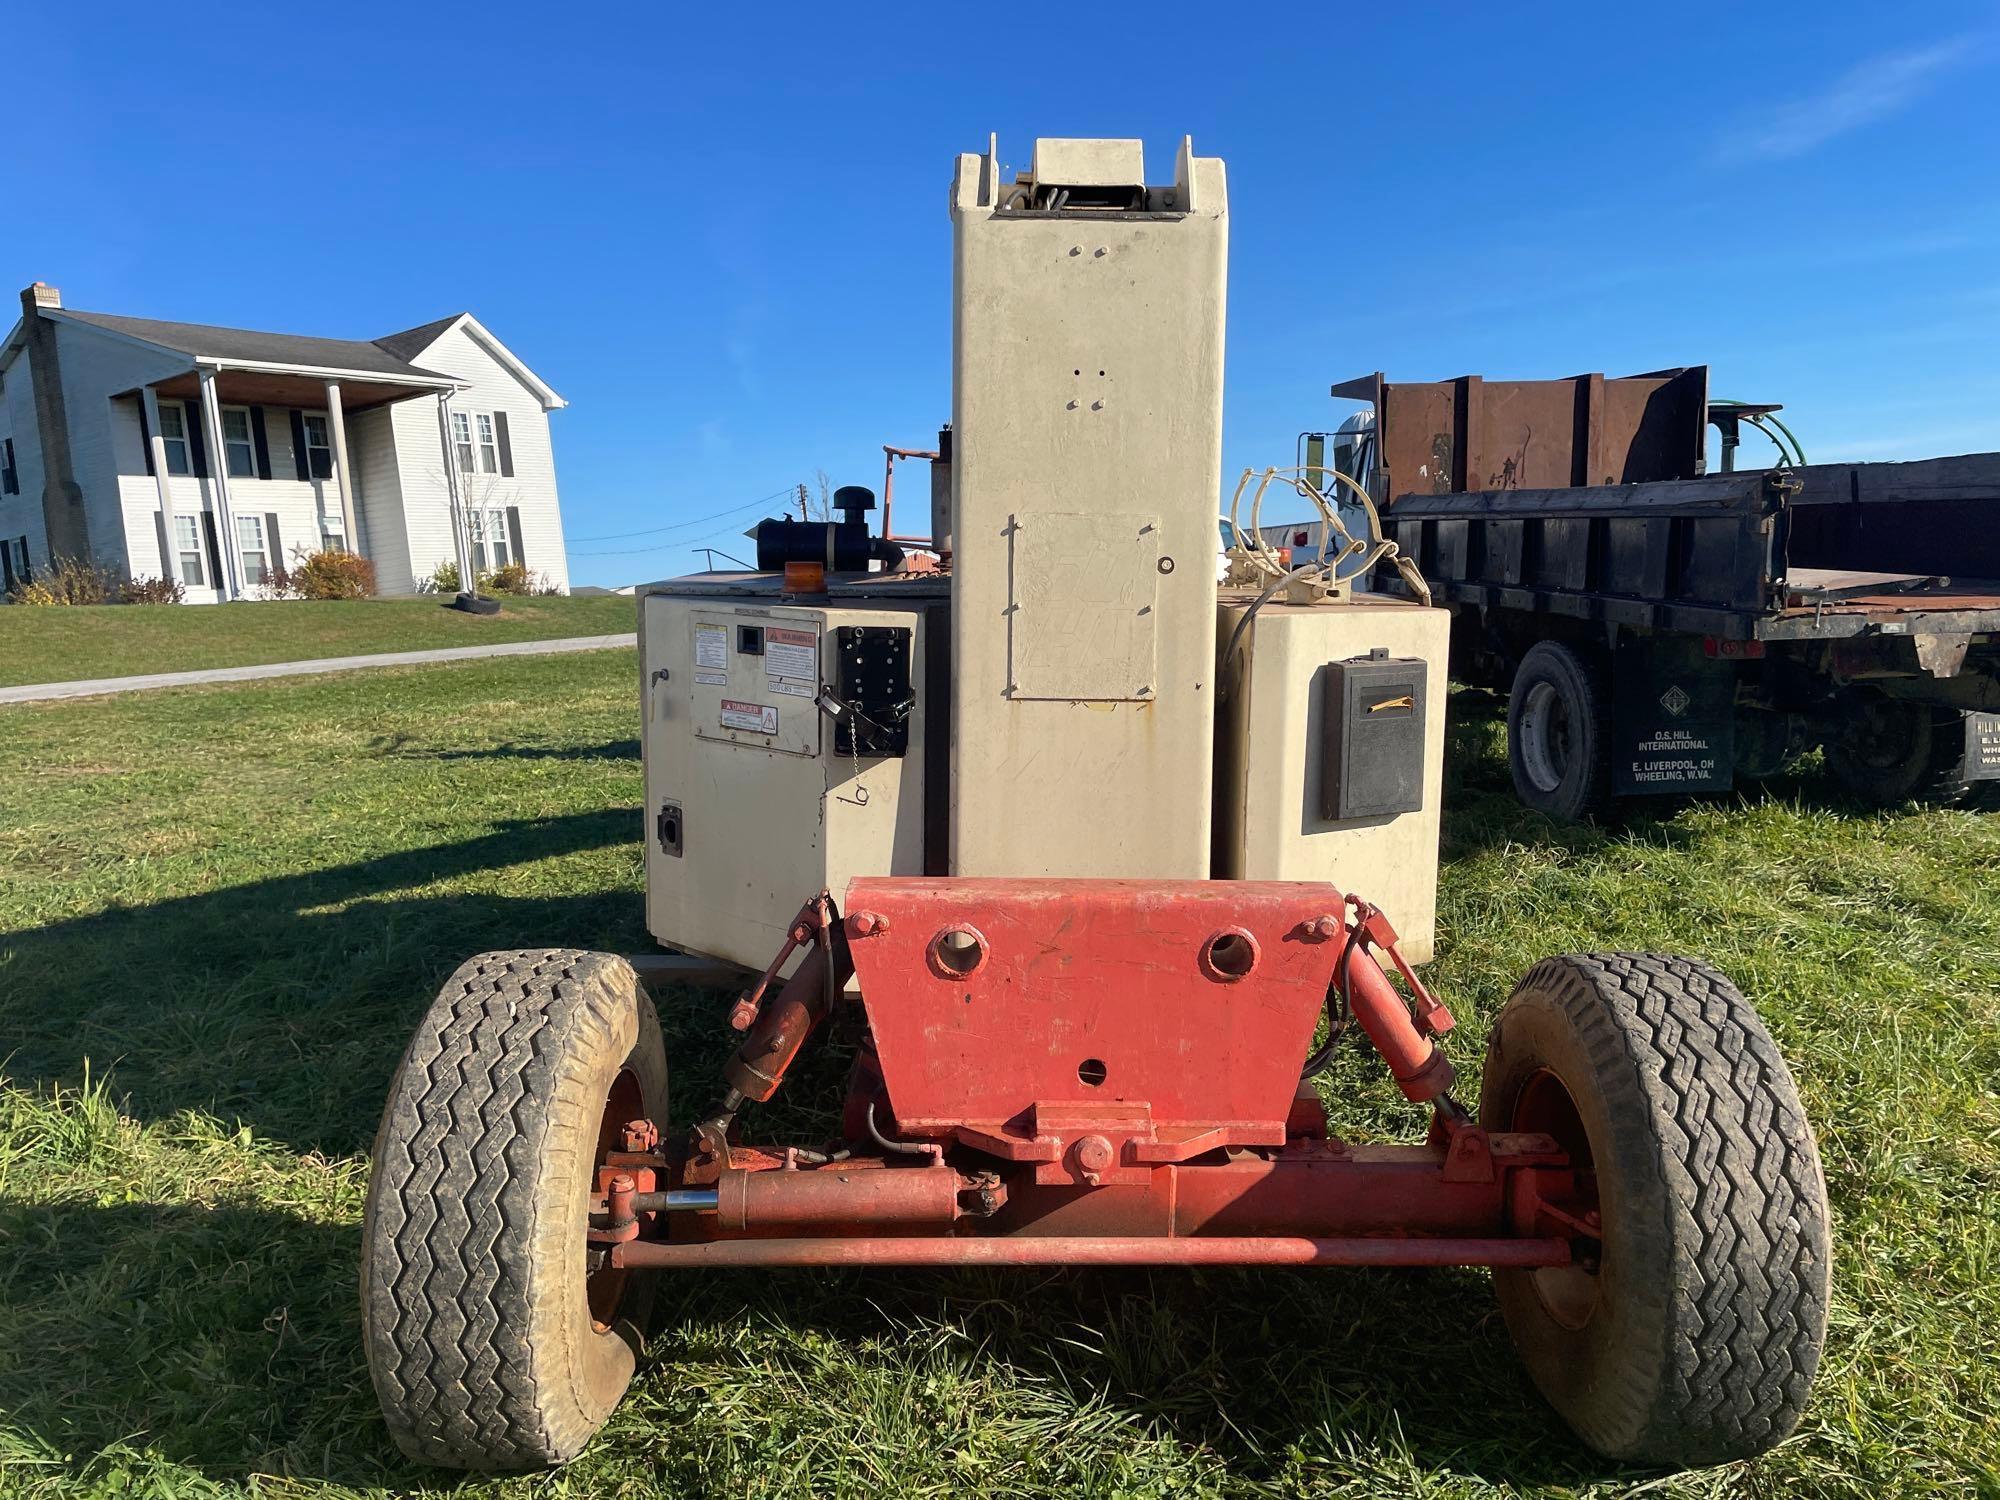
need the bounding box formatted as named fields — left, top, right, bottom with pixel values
left=656, top=801, right=684, bottom=857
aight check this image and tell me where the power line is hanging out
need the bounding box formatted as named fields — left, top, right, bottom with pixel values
left=562, top=487, right=792, bottom=545
left=570, top=513, right=776, bottom=558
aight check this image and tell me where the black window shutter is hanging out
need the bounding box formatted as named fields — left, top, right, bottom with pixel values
left=288, top=410, right=310, bottom=481
left=250, top=406, right=273, bottom=479
left=506, top=505, right=526, bottom=566
left=184, top=401, right=209, bottom=478
left=1, top=538, right=13, bottom=592
left=265, top=512, right=283, bottom=569
left=3, top=437, right=16, bottom=494
left=199, top=511, right=222, bottom=586
left=154, top=511, right=172, bottom=579
left=137, top=400, right=154, bottom=477
left=494, top=411, right=514, bottom=477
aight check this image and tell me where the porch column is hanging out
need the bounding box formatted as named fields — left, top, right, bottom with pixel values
left=436, top=392, right=476, bottom=592
left=139, top=385, right=179, bottom=582
left=323, top=380, right=359, bottom=551
left=196, top=367, right=242, bottom=598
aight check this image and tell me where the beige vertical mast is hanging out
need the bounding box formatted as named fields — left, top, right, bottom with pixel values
left=947, top=136, right=1229, bottom=876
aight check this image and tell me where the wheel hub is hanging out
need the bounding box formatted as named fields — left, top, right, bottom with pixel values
left=1511, top=1067, right=1601, bottom=1330
left=587, top=1067, right=645, bottom=1330
left=1517, top=681, right=1573, bottom=795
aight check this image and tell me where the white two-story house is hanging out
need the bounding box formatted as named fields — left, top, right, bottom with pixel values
left=0, top=283, right=570, bottom=600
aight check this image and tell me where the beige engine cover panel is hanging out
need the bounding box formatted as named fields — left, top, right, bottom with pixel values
left=1215, top=593, right=1450, bottom=963
left=641, top=593, right=929, bottom=969
left=948, top=139, right=1228, bottom=877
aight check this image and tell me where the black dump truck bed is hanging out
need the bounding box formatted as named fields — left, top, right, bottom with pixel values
left=1380, top=453, right=2000, bottom=643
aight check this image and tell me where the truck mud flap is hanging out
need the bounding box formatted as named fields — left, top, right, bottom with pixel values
left=1965, top=712, right=2000, bottom=782
left=1611, top=638, right=1735, bottom=796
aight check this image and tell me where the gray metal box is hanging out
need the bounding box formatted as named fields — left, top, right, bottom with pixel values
left=1319, top=653, right=1428, bottom=821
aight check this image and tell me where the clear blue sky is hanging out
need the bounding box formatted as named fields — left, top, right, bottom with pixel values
left=10, top=2, right=1998, bottom=588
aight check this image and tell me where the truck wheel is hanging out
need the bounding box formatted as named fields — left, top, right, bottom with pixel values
left=1480, top=953, right=1830, bottom=1466
left=362, top=950, right=667, bottom=1470
left=1733, top=707, right=1806, bottom=783
left=1824, top=691, right=1986, bottom=807
left=1507, top=642, right=1611, bottom=820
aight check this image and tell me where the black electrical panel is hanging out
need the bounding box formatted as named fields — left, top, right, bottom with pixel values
left=1320, top=649, right=1427, bottom=821
left=831, top=626, right=914, bottom=757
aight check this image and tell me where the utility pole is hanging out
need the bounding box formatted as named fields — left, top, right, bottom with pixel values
left=796, top=482, right=809, bottom=520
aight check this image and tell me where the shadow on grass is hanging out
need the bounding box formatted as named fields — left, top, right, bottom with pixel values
left=0, top=1197, right=404, bottom=1488
left=638, top=1258, right=1642, bottom=1491
left=0, top=808, right=665, bottom=1157
left=0, top=1192, right=1637, bottom=1492
left=367, top=733, right=641, bottom=763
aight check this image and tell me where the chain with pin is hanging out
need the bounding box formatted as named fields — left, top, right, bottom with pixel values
left=847, top=725, right=869, bottom=805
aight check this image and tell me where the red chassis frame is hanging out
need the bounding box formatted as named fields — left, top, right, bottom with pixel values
left=590, top=880, right=1597, bottom=1273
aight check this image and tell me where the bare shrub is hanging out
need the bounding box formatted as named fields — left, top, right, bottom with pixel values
left=9, top=555, right=120, bottom=606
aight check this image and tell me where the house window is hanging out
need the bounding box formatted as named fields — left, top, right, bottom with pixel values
left=1, top=436, right=17, bottom=495
left=236, top=514, right=268, bottom=585
left=2, top=535, right=28, bottom=590
left=476, top=413, right=499, bottom=474
left=222, top=407, right=258, bottom=478
left=173, top=515, right=205, bottom=585
left=451, top=411, right=475, bottom=475
left=158, top=404, right=192, bottom=476
left=301, top=413, right=334, bottom=480
left=470, top=507, right=512, bottom=572
left=320, top=510, right=346, bottom=553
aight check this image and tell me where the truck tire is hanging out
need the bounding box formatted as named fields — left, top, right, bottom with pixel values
left=1507, top=642, right=1612, bottom=820
left=1480, top=953, right=1830, bottom=1466
left=1824, top=690, right=1990, bottom=807
left=362, top=950, right=668, bottom=1470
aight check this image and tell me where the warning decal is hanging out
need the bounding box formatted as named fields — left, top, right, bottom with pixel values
left=764, top=625, right=818, bottom=686
left=694, top=623, right=728, bottom=672
left=720, top=699, right=778, bottom=735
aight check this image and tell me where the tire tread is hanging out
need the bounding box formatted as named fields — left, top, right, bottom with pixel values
left=362, top=949, right=647, bottom=1470
left=1496, top=952, right=1830, bottom=1464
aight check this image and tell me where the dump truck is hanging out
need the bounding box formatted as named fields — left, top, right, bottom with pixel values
left=1324, top=368, right=2000, bottom=818
left=358, top=138, right=1830, bottom=1474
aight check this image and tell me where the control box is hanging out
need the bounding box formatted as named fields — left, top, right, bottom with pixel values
left=640, top=583, right=944, bottom=969
left=1212, top=592, right=1449, bottom=962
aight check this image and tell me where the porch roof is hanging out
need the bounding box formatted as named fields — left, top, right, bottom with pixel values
left=139, top=366, right=446, bottom=412
left=60, top=308, right=463, bottom=411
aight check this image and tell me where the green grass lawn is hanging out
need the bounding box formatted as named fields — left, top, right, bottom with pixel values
left=0, top=593, right=635, bottom=687
left=1, top=660, right=1996, bottom=1496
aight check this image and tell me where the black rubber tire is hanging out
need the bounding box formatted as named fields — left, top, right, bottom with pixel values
left=1506, top=641, right=1613, bottom=821
left=362, top=949, right=667, bottom=1471
left=1479, top=953, right=1831, bottom=1466
left=1823, top=691, right=1989, bottom=808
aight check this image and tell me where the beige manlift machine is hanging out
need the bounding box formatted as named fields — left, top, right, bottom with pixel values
left=363, top=136, right=1830, bottom=1476
left=639, top=134, right=1450, bottom=964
